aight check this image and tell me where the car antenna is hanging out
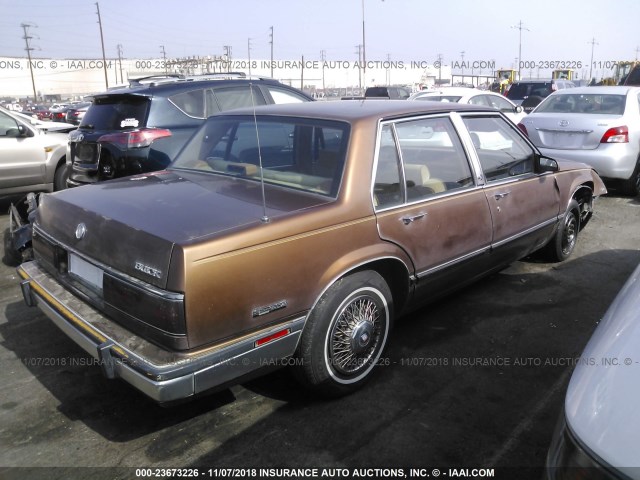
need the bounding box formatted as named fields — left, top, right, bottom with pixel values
left=249, top=82, right=270, bottom=223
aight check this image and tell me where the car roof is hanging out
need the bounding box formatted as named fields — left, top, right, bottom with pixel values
left=219, top=99, right=495, bottom=122
left=417, top=87, right=489, bottom=96
left=550, top=85, right=640, bottom=95
left=99, top=77, right=290, bottom=98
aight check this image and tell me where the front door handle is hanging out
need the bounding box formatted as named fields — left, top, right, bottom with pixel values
left=401, top=213, right=426, bottom=225
left=494, top=191, right=511, bottom=200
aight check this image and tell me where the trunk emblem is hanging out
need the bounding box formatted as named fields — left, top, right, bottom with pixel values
left=559, top=120, right=569, bottom=127
left=75, top=223, right=87, bottom=239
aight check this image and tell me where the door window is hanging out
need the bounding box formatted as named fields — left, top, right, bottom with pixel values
left=462, top=116, right=535, bottom=182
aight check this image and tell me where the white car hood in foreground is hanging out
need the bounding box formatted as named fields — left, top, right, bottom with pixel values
left=565, top=261, right=640, bottom=471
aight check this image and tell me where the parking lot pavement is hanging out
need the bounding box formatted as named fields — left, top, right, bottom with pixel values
left=0, top=194, right=639, bottom=480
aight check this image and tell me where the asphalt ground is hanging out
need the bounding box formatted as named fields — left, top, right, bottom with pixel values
left=0, top=192, right=639, bottom=480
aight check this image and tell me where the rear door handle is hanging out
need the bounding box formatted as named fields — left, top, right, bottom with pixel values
left=494, top=191, right=511, bottom=200
left=401, top=213, right=426, bottom=225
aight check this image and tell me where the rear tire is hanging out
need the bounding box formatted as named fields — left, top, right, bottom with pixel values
left=293, top=271, right=393, bottom=397
left=621, top=160, right=640, bottom=197
left=543, top=200, right=580, bottom=262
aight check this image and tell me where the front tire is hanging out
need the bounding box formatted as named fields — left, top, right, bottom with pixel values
left=543, top=199, right=580, bottom=262
left=294, top=271, right=393, bottom=397
left=53, top=162, right=68, bottom=191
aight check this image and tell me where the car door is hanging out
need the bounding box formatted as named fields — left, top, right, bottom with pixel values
left=460, top=114, right=561, bottom=263
left=0, top=109, right=45, bottom=190
left=373, top=116, right=493, bottom=303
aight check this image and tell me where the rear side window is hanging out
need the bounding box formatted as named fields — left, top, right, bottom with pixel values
left=81, top=96, right=150, bottom=130
left=211, top=86, right=267, bottom=112
left=169, top=89, right=205, bottom=118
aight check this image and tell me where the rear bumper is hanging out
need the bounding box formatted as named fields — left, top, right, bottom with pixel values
left=17, top=261, right=305, bottom=403
left=540, top=145, right=637, bottom=181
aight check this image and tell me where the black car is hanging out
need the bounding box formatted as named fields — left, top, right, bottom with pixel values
left=505, top=79, right=576, bottom=113
left=66, top=74, right=314, bottom=187
left=65, top=103, right=91, bottom=125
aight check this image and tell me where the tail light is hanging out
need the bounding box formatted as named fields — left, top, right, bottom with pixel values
left=600, top=126, right=628, bottom=143
left=97, top=128, right=172, bottom=150
left=517, top=123, right=528, bottom=136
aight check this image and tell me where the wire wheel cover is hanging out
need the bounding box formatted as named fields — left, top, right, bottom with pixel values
left=328, top=294, right=383, bottom=376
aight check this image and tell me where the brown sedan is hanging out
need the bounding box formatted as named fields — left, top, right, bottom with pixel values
left=17, top=100, right=606, bottom=402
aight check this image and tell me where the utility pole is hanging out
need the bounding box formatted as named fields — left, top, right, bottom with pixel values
left=247, top=38, right=252, bottom=76
left=117, top=44, right=124, bottom=83
left=355, top=45, right=362, bottom=90
left=386, top=53, right=391, bottom=85
left=320, top=50, right=326, bottom=95
left=20, top=23, right=38, bottom=102
left=460, top=51, right=465, bottom=83
left=437, top=53, right=443, bottom=86
left=223, top=45, right=232, bottom=72
left=269, top=26, right=274, bottom=77
left=160, top=45, right=167, bottom=74
left=588, top=38, right=598, bottom=81
left=511, top=20, right=529, bottom=81
left=95, top=2, right=109, bottom=89
left=361, top=0, right=366, bottom=87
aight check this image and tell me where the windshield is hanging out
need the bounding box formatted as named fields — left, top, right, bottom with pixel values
left=536, top=93, right=626, bottom=114
left=171, top=115, right=350, bottom=197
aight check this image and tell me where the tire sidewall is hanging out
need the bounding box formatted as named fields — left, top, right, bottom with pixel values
left=298, top=271, right=392, bottom=394
left=556, top=200, right=580, bottom=260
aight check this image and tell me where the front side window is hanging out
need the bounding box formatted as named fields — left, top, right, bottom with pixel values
left=0, top=110, right=20, bottom=137
left=171, top=116, right=349, bottom=197
left=462, top=115, right=535, bottom=182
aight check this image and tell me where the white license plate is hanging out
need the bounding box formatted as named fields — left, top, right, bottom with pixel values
left=69, top=253, right=103, bottom=291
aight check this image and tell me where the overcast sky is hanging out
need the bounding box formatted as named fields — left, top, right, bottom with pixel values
left=1, top=0, right=639, bottom=72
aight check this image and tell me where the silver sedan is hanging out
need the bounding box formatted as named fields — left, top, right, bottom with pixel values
left=518, top=86, right=640, bottom=196
left=546, top=260, right=640, bottom=478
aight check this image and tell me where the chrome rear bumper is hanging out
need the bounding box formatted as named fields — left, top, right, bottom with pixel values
left=17, top=261, right=305, bottom=403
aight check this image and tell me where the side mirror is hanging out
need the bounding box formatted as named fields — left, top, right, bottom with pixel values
left=538, top=156, right=558, bottom=173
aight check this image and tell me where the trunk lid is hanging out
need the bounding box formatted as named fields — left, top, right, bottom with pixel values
left=35, top=170, right=333, bottom=289
left=524, top=114, right=624, bottom=150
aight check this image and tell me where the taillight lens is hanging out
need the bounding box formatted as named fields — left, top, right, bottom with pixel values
left=517, top=123, right=528, bottom=136
left=600, top=126, right=628, bottom=143
left=97, top=128, right=172, bottom=150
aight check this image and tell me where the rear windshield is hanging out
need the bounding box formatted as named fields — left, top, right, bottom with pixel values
left=507, top=83, right=552, bottom=100
left=171, top=115, right=350, bottom=197
left=536, top=94, right=626, bottom=115
left=80, top=95, right=150, bottom=130
left=416, top=96, right=462, bottom=103
left=624, top=67, right=640, bottom=86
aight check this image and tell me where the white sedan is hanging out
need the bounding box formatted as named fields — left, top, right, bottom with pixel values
left=409, top=87, right=526, bottom=124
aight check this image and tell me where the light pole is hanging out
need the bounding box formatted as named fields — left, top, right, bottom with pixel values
left=511, top=20, right=529, bottom=81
